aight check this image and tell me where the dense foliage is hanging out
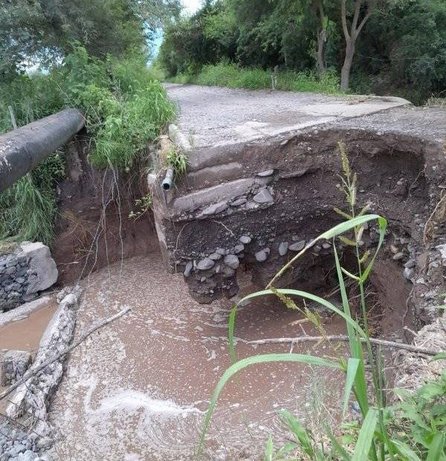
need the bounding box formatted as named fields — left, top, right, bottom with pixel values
left=0, top=47, right=175, bottom=244
left=0, top=0, right=180, bottom=78
left=160, top=0, right=446, bottom=103
left=0, top=0, right=178, bottom=244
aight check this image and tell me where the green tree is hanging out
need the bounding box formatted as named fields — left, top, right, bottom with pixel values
left=0, top=0, right=180, bottom=76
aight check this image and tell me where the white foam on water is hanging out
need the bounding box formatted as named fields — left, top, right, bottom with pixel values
left=94, top=390, right=201, bottom=418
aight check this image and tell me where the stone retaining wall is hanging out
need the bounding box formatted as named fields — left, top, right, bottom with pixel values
left=0, top=243, right=58, bottom=311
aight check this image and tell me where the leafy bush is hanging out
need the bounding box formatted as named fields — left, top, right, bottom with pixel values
left=171, top=62, right=340, bottom=94
left=0, top=46, right=175, bottom=244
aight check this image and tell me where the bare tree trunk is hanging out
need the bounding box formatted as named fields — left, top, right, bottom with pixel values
left=340, top=0, right=374, bottom=91
left=315, top=0, right=327, bottom=75
left=341, top=38, right=355, bottom=90
left=316, top=28, right=327, bottom=75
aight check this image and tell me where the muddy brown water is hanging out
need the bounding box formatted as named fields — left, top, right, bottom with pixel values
left=0, top=299, right=57, bottom=351
left=0, top=297, right=57, bottom=413
left=46, top=253, right=353, bottom=460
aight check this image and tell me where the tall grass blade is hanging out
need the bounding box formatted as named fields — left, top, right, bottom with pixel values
left=343, top=358, right=360, bottom=417
left=426, top=432, right=445, bottom=461
left=264, top=436, right=274, bottom=461
left=392, top=440, right=422, bottom=461
left=327, top=427, right=351, bottom=461
left=268, top=214, right=386, bottom=288
left=360, top=217, right=387, bottom=283
left=228, top=289, right=369, bottom=353
left=280, top=410, right=315, bottom=457
left=333, top=243, right=369, bottom=417
left=228, top=306, right=237, bottom=363
left=197, top=353, right=340, bottom=456
left=352, top=408, right=378, bottom=461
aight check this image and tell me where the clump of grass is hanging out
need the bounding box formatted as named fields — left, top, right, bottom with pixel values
left=425, top=97, right=446, bottom=107
left=169, top=62, right=340, bottom=94
left=197, top=144, right=446, bottom=460
left=0, top=153, right=65, bottom=245
left=166, top=147, right=188, bottom=177
left=0, top=175, right=57, bottom=245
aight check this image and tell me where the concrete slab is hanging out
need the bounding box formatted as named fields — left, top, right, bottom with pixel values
left=166, top=84, right=411, bottom=149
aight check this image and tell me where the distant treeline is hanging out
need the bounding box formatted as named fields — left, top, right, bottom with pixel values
left=159, top=0, right=446, bottom=103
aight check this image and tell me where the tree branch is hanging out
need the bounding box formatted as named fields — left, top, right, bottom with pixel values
left=341, top=0, right=350, bottom=40
left=356, top=6, right=373, bottom=36
left=0, top=307, right=131, bottom=402
left=351, top=0, right=362, bottom=33
left=247, top=335, right=441, bottom=356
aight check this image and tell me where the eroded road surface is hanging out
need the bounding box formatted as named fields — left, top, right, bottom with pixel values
left=49, top=253, right=348, bottom=460
left=165, top=84, right=410, bottom=149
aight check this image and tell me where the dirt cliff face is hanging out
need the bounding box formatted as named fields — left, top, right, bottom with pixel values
left=51, top=132, right=159, bottom=284
left=152, top=107, right=446, bottom=330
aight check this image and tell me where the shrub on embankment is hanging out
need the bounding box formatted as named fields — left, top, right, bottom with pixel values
left=0, top=47, right=175, bottom=245
left=169, top=62, right=341, bottom=94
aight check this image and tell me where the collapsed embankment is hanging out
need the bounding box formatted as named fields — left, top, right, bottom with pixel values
left=154, top=114, right=446, bottom=331
left=1, top=89, right=446, bottom=459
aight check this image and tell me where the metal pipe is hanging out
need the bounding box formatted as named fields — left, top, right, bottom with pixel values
left=162, top=168, right=174, bottom=191
left=0, top=108, right=85, bottom=193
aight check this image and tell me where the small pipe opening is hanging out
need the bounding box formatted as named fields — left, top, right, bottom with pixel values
left=162, top=168, right=174, bottom=191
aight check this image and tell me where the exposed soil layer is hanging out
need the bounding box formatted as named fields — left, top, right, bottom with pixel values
left=51, top=133, right=159, bottom=285
left=155, top=127, right=445, bottom=312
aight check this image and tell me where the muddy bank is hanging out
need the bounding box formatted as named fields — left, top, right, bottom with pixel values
left=52, top=133, right=159, bottom=285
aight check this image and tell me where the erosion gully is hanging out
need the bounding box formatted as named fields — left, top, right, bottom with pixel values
left=1, top=249, right=412, bottom=460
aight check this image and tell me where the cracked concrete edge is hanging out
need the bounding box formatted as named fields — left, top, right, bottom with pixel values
left=171, top=178, right=255, bottom=217
left=169, top=96, right=412, bottom=173
left=168, top=124, right=193, bottom=153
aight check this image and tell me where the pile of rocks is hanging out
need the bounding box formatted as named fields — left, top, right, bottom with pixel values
left=0, top=253, right=30, bottom=311
left=0, top=243, right=58, bottom=312
left=0, top=288, right=81, bottom=461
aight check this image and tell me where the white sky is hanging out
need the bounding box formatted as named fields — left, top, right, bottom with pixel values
left=182, top=0, right=202, bottom=15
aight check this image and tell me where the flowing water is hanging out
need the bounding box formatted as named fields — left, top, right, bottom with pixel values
left=47, top=253, right=348, bottom=460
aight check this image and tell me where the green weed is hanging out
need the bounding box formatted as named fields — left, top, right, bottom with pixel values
left=129, top=192, right=153, bottom=220
left=166, top=147, right=188, bottom=177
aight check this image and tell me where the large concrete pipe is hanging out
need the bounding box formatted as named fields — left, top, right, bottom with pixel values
left=0, top=108, right=85, bottom=193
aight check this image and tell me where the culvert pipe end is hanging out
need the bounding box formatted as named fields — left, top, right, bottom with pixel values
left=162, top=168, right=174, bottom=191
